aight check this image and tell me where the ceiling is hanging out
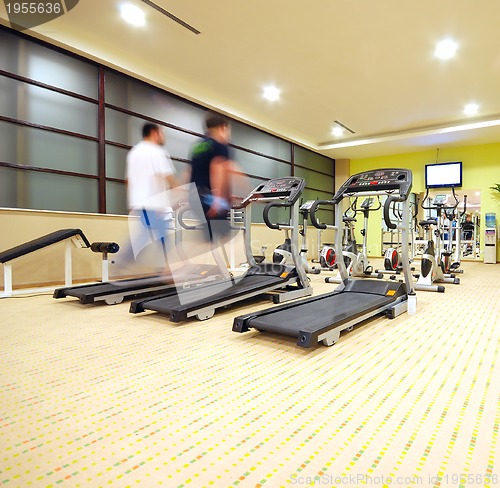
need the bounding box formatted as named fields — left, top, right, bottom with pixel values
left=2, top=0, right=500, bottom=160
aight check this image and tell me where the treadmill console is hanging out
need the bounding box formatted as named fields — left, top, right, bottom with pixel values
left=241, top=177, right=305, bottom=206
left=335, top=168, right=412, bottom=202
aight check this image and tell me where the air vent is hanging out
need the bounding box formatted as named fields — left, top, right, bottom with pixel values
left=334, top=120, right=355, bottom=134
left=140, top=0, right=201, bottom=34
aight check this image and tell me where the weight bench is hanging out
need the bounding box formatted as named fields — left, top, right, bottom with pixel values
left=0, top=229, right=90, bottom=297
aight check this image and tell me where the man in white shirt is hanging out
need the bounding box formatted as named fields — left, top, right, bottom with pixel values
left=126, top=123, right=177, bottom=263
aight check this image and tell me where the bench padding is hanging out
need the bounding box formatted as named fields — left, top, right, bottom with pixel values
left=0, top=229, right=90, bottom=264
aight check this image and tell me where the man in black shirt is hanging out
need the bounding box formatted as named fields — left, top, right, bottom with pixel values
left=189, top=112, right=235, bottom=241
left=461, top=214, right=475, bottom=256
left=462, top=215, right=474, bottom=241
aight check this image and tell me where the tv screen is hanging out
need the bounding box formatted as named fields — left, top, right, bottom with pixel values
left=425, top=162, right=462, bottom=189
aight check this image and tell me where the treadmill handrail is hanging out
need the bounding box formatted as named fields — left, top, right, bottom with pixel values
left=177, top=206, right=199, bottom=230
left=309, top=199, right=334, bottom=230
left=263, top=201, right=294, bottom=230
left=384, top=194, right=404, bottom=230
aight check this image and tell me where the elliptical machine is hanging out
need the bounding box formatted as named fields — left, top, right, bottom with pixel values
left=444, top=194, right=467, bottom=274
left=414, top=192, right=460, bottom=293
left=438, top=188, right=461, bottom=275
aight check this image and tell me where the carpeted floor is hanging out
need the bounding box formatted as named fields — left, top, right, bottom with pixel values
left=1, top=261, right=499, bottom=488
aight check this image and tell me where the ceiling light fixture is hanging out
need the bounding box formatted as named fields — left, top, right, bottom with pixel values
left=464, top=103, right=479, bottom=116
left=331, top=126, right=344, bottom=137
left=262, top=85, right=280, bottom=102
left=120, top=3, right=146, bottom=27
left=435, top=39, right=458, bottom=60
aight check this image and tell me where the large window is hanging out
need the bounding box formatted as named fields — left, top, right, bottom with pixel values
left=0, top=27, right=99, bottom=213
left=0, top=25, right=335, bottom=220
left=294, top=146, right=335, bottom=224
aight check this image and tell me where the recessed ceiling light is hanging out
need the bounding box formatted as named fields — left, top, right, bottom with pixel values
left=331, top=126, right=344, bottom=137
left=120, top=3, right=146, bottom=27
left=262, top=85, right=280, bottom=102
left=435, top=39, right=458, bottom=60
left=464, top=103, right=479, bottom=116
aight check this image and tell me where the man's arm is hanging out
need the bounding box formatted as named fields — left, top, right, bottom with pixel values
left=209, top=156, right=227, bottom=198
left=166, top=174, right=178, bottom=188
left=207, top=156, right=230, bottom=217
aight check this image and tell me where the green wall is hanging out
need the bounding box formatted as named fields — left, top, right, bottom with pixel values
left=349, top=142, right=500, bottom=261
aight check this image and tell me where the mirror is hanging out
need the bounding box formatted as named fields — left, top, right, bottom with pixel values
left=417, top=189, right=481, bottom=261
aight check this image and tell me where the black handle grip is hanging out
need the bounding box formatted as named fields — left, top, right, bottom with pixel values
left=263, top=201, right=291, bottom=230
left=309, top=200, right=333, bottom=230
left=384, top=195, right=403, bottom=230
left=420, top=189, right=433, bottom=210
left=90, top=242, right=120, bottom=254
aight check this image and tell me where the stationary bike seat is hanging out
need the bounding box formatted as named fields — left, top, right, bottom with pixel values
left=419, top=219, right=437, bottom=227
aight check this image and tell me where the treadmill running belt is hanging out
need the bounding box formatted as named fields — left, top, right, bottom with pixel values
left=64, top=277, right=172, bottom=298
left=53, top=275, right=174, bottom=304
left=139, top=274, right=289, bottom=320
left=241, top=292, right=394, bottom=336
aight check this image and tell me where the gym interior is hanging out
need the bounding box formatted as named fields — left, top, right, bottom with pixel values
left=1, top=3, right=500, bottom=487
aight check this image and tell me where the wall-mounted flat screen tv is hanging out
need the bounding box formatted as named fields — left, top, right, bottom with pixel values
left=425, top=161, right=462, bottom=188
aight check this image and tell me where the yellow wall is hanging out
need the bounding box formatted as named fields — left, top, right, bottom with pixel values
left=349, top=142, right=500, bottom=261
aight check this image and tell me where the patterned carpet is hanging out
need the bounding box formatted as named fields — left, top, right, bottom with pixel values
left=1, top=261, right=499, bottom=487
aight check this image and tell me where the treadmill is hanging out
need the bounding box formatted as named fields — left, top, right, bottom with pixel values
left=129, top=177, right=313, bottom=321
left=232, top=168, right=416, bottom=348
left=53, top=205, right=228, bottom=305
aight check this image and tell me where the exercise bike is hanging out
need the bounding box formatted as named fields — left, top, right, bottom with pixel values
left=273, top=200, right=320, bottom=274
left=325, top=196, right=383, bottom=283
left=383, top=199, right=404, bottom=271
left=313, top=214, right=357, bottom=271
left=378, top=198, right=418, bottom=275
